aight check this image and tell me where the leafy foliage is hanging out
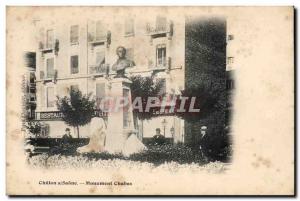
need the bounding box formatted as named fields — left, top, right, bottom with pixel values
left=175, top=85, right=224, bottom=122
left=183, top=18, right=230, bottom=161
left=25, top=121, right=42, bottom=136
left=56, top=90, right=96, bottom=138
left=199, top=127, right=232, bottom=162
left=130, top=75, right=164, bottom=120
left=129, top=144, right=207, bottom=165
left=75, top=144, right=207, bottom=166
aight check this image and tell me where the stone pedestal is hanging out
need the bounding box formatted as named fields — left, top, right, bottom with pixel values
left=105, top=78, right=136, bottom=154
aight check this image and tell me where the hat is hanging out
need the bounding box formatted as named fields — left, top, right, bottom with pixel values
left=65, top=128, right=70, bottom=131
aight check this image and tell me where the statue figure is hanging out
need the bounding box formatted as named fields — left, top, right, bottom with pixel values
left=112, top=46, right=135, bottom=78
left=77, top=117, right=106, bottom=153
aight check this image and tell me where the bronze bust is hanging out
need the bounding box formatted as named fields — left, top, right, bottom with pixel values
left=112, top=46, right=135, bottom=78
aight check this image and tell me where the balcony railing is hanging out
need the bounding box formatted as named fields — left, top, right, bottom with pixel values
left=146, top=21, right=173, bottom=38
left=88, top=33, right=106, bottom=43
left=148, top=57, right=171, bottom=71
left=39, top=39, right=59, bottom=55
left=146, top=23, right=167, bottom=34
left=88, top=31, right=111, bottom=48
left=89, top=64, right=109, bottom=75
left=40, top=70, right=57, bottom=83
left=39, top=42, right=53, bottom=50
left=46, top=70, right=57, bottom=79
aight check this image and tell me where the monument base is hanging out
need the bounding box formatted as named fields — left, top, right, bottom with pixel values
left=105, top=78, right=145, bottom=155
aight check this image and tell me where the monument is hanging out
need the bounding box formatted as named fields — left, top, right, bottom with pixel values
left=105, top=46, right=146, bottom=155
left=77, top=118, right=106, bottom=153
left=111, top=46, right=135, bottom=78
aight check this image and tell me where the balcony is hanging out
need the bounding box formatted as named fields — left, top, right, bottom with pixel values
left=29, top=94, right=36, bottom=103
left=39, top=39, right=59, bottom=55
left=40, top=70, right=57, bottom=83
left=88, top=31, right=111, bottom=48
left=148, top=57, right=171, bottom=72
left=146, top=20, right=173, bottom=39
left=89, top=64, right=109, bottom=77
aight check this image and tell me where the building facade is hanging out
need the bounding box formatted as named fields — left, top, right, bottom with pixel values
left=34, top=15, right=185, bottom=141
left=23, top=52, right=37, bottom=120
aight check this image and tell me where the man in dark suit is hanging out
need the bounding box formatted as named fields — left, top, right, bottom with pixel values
left=152, top=128, right=166, bottom=145
left=62, top=128, right=72, bottom=145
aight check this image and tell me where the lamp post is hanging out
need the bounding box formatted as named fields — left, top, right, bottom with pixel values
left=200, top=126, right=207, bottom=138
left=170, top=127, right=175, bottom=144
left=161, top=118, right=167, bottom=137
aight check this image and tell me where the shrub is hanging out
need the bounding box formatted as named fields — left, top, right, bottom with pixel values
left=81, top=152, right=125, bottom=161
left=199, top=127, right=232, bottom=162
left=29, top=144, right=209, bottom=166
left=129, top=144, right=208, bottom=165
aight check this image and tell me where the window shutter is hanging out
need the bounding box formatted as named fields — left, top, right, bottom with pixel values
left=125, top=18, right=134, bottom=35
left=47, top=87, right=55, bottom=107
left=71, top=55, right=79, bottom=74
left=96, top=83, right=105, bottom=109
left=96, top=83, right=105, bottom=99
left=46, top=58, right=54, bottom=78
left=70, top=25, right=79, bottom=43
left=95, top=50, right=105, bottom=65
left=96, top=21, right=105, bottom=41
left=158, top=78, right=166, bottom=96
left=46, top=29, right=54, bottom=49
left=156, top=16, right=167, bottom=32
left=39, top=28, right=45, bottom=49
left=88, top=20, right=96, bottom=42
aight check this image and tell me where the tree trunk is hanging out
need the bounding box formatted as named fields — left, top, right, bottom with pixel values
left=141, top=120, right=144, bottom=141
left=76, top=126, right=80, bottom=138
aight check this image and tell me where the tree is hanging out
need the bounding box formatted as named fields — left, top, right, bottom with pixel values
left=25, top=120, right=42, bottom=138
left=183, top=17, right=229, bottom=161
left=56, top=90, right=96, bottom=138
left=130, top=75, right=164, bottom=120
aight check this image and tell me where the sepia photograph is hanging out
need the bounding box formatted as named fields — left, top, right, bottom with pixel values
left=6, top=6, right=294, bottom=196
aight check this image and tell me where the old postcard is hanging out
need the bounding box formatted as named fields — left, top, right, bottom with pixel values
left=6, top=6, right=294, bottom=195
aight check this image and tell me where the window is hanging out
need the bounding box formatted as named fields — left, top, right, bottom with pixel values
left=46, top=29, right=54, bottom=49
left=40, top=124, right=50, bottom=138
left=156, top=16, right=167, bottom=32
left=70, top=25, right=79, bottom=44
left=95, top=50, right=105, bottom=66
left=96, top=83, right=105, bottom=108
left=70, top=85, right=79, bottom=94
left=30, top=88, right=36, bottom=94
left=96, top=21, right=105, bottom=41
left=156, top=44, right=166, bottom=67
left=30, top=94, right=36, bottom=101
left=96, top=83, right=105, bottom=99
left=70, top=55, right=79, bottom=74
left=226, top=79, right=234, bottom=90
left=126, top=48, right=134, bottom=61
left=46, top=58, right=54, bottom=78
left=29, top=72, right=35, bottom=84
left=227, top=57, right=234, bottom=65
left=124, top=18, right=134, bottom=36
left=46, top=87, right=55, bottom=107
left=228, top=34, right=234, bottom=41
left=157, top=78, right=166, bottom=96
